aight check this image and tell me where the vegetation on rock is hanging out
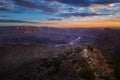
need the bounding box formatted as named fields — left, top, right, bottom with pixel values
left=5, top=46, right=116, bottom=80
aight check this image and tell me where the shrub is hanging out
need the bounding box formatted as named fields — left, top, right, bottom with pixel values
left=79, top=64, right=95, bottom=80
left=74, top=47, right=82, bottom=53
left=114, top=60, right=120, bottom=80
left=87, top=46, right=94, bottom=51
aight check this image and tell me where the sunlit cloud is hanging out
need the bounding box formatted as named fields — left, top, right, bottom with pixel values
left=0, top=0, right=120, bottom=28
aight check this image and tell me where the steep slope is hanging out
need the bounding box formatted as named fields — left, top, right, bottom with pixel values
left=0, top=45, right=60, bottom=75
left=95, top=28, right=120, bottom=59
left=94, top=28, right=120, bottom=80
left=4, top=46, right=115, bottom=80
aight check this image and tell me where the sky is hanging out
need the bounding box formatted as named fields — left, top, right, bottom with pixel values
left=0, top=0, right=120, bottom=28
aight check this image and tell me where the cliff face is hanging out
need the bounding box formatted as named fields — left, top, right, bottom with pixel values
left=95, top=28, right=120, bottom=59
left=4, top=46, right=115, bottom=80
left=0, top=45, right=60, bottom=74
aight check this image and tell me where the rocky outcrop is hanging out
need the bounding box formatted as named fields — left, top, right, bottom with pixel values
left=4, top=46, right=115, bottom=80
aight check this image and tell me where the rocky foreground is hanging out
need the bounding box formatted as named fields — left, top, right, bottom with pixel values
left=2, top=46, right=116, bottom=80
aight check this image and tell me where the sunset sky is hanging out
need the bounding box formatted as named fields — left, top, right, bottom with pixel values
left=0, top=0, right=120, bottom=28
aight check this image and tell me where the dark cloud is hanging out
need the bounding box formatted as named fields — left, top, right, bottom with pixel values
left=14, top=0, right=57, bottom=12
left=0, top=1, right=13, bottom=11
left=68, top=7, right=76, bottom=11
left=0, top=1, right=23, bottom=13
left=59, top=12, right=111, bottom=17
left=43, top=0, right=89, bottom=6
left=0, top=8, right=24, bottom=13
left=43, top=0, right=120, bottom=6
left=48, top=18, right=62, bottom=21
left=92, top=0, right=120, bottom=4
left=0, top=1, right=13, bottom=7
left=0, top=19, right=37, bottom=23
left=0, top=7, right=10, bottom=11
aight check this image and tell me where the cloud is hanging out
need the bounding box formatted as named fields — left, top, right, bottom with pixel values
left=43, top=0, right=120, bottom=6
left=0, top=1, right=14, bottom=11
left=59, top=12, right=111, bottom=17
left=0, top=19, right=37, bottom=23
left=0, top=7, right=10, bottom=11
left=0, top=1, right=25, bottom=13
left=89, top=3, right=120, bottom=15
left=47, top=18, right=62, bottom=21
left=14, top=0, right=57, bottom=13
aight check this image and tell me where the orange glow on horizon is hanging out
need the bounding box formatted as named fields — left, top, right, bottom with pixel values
left=0, top=20, right=120, bottom=28
left=40, top=20, right=120, bottom=28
